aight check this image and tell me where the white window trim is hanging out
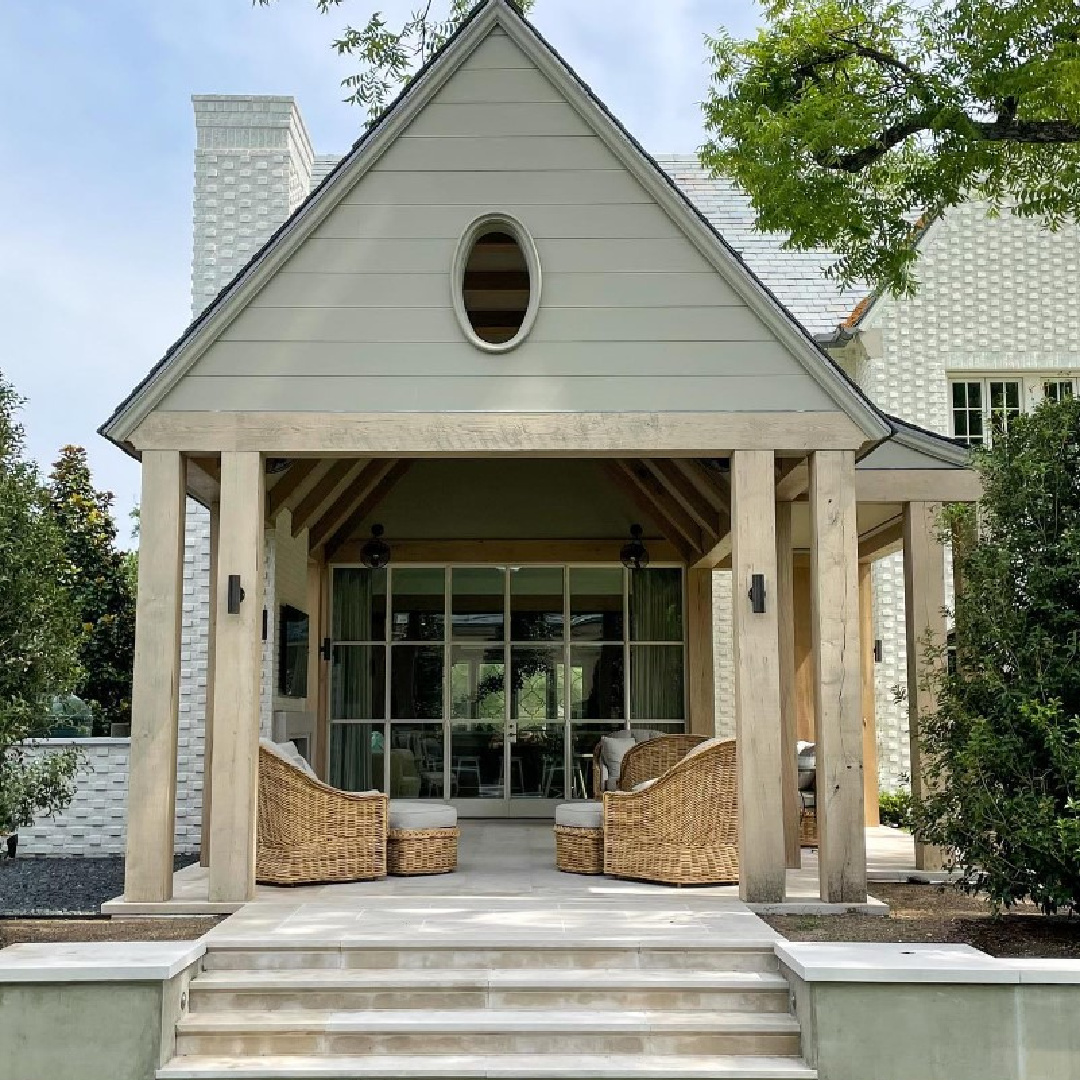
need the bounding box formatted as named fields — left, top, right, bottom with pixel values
left=451, top=212, right=542, bottom=354
left=948, top=372, right=1079, bottom=445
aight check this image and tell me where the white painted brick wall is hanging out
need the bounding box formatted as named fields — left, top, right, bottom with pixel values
left=860, top=201, right=1080, bottom=789
left=19, top=741, right=130, bottom=855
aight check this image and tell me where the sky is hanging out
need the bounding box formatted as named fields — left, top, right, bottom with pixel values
left=0, top=0, right=760, bottom=538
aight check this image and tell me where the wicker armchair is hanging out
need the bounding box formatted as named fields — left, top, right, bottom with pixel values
left=603, top=738, right=738, bottom=886
left=256, top=746, right=389, bottom=885
left=592, top=733, right=708, bottom=798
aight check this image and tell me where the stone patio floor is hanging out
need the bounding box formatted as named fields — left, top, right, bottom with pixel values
left=104, top=823, right=936, bottom=921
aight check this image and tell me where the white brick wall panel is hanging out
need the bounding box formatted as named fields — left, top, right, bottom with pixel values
left=861, top=202, right=1080, bottom=790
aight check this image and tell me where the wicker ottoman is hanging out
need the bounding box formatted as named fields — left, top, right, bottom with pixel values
left=387, top=801, right=459, bottom=876
left=554, top=801, right=604, bottom=875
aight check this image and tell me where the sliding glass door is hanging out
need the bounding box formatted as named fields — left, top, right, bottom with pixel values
left=328, top=563, right=686, bottom=816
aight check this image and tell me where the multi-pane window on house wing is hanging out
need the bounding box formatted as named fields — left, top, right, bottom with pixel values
left=949, top=375, right=1079, bottom=446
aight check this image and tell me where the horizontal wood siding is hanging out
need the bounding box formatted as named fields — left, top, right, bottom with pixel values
left=166, top=25, right=843, bottom=419
left=250, top=271, right=743, bottom=309
left=163, top=375, right=836, bottom=412
left=187, top=340, right=803, bottom=378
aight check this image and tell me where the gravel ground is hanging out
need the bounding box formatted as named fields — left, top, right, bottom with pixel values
left=765, top=882, right=1080, bottom=958
left=0, top=854, right=198, bottom=916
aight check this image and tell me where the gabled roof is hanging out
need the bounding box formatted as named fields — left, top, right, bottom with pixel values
left=100, top=0, right=892, bottom=447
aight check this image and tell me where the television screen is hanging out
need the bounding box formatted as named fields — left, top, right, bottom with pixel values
left=278, top=604, right=310, bottom=698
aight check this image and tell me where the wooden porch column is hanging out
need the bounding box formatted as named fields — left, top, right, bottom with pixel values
left=731, top=450, right=786, bottom=903
left=903, top=501, right=947, bottom=871
left=208, top=452, right=265, bottom=903
left=200, top=498, right=220, bottom=868
left=687, top=567, right=717, bottom=737
left=124, top=451, right=186, bottom=902
left=305, top=556, right=326, bottom=779
left=859, top=563, right=881, bottom=827
left=809, top=450, right=867, bottom=903
left=775, top=500, right=801, bottom=868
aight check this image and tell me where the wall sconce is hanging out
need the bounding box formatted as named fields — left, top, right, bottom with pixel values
left=748, top=573, right=766, bottom=614
left=620, top=524, right=650, bottom=570
left=874, top=639, right=883, bottom=663
left=227, top=574, right=245, bottom=615
left=361, top=524, right=391, bottom=569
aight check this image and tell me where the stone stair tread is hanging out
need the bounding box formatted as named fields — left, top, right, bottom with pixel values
left=177, top=1009, right=800, bottom=1034
left=192, top=969, right=789, bottom=991
left=158, top=1052, right=816, bottom=1079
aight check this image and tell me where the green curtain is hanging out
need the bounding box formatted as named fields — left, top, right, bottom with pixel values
left=330, top=569, right=383, bottom=789
left=629, top=569, right=684, bottom=721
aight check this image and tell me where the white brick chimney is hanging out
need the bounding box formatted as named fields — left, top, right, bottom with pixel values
left=191, top=96, right=315, bottom=315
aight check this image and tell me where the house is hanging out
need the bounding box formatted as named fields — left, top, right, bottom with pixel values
left=91, top=0, right=984, bottom=907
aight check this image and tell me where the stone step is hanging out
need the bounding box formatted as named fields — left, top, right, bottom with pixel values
left=188, top=967, right=792, bottom=1013
left=174, top=1009, right=801, bottom=1058
left=200, top=944, right=780, bottom=975
left=159, top=1052, right=816, bottom=1080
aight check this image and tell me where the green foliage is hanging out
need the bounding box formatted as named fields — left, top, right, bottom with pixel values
left=878, top=787, right=912, bottom=829
left=256, top=0, right=535, bottom=119
left=48, top=447, right=137, bottom=738
left=913, top=396, right=1080, bottom=913
left=0, top=371, right=81, bottom=832
left=701, top=0, right=1080, bottom=293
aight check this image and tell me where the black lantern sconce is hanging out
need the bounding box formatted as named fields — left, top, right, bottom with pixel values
left=227, top=574, right=245, bottom=615
left=620, top=524, right=650, bottom=570
left=361, top=524, right=391, bottom=569
left=874, top=639, right=883, bottom=663
left=748, top=573, right=766, bottom=614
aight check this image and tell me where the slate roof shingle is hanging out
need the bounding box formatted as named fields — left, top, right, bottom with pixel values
left=655, top=155, right=866, bottom=338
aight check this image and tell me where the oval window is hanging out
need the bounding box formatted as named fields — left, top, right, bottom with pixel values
left=453, top=215, right=541, bottom=352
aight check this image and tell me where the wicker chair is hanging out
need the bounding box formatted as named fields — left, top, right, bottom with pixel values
left=603, top=738, right=739, bottom=886
left=591, top=733, right=708, bottom=798
left=256, top=746, right=389, bottom=885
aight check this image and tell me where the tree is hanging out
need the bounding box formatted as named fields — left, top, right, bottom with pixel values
left=48, top=447, right=137, bottom=738
left=701, top=0, right=1080, bottom=293
left=255, top=0, right=534, bottom=118
left=914, top=396, right=1080, bottom=913
left=0, top=373, right=81, bottom=837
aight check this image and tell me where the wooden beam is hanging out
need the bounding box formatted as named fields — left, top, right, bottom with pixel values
left=856, top=469, right=982, bottom=504
left=903, top=501, right=948, bottom=872
left=124, top=450, right=186, bottom=903
left=810, top=449, right=867, bottom=904
left=328, top=538, right=685, bottom=565
left=643, top=459, right=723, bottom=539
left=304, top=556, right=325, bottom=780
left=775, top=499, right=801, bottom=870
left=308, top=460, right=396, bottom=551
left=618, top=460, right=703, bottom=553
left=859, top=562, right=881, bottom=828
left=325, top=461, right=413, bottom=560
left=859, top=516, right=905, bottom=562
left=603, top=463, right=696, bottom=564
left=673, top=459, right=728, bottom=515
left=199, top=498, right=220, bottom=869
left=693, top=532, right=733, bottom=569
left=776, top=459, right=809, bottom=501
left=208, top=451, right=265, bottom=904
left=266, top=459, right=323, bottom=518
left=291, top=460, right=361, bottom=537
left=731, top=450, right=786, bottom=903
left=130, top=410, right=868, bottom=456
left=687, top=568, right=716, bottom=738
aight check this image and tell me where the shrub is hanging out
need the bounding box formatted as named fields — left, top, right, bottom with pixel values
left=879, top=789, right=912, bottom=830
left=914, top=396, right=1080, bottom=913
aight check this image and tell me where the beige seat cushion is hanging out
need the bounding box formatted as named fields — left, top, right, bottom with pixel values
left=388, top=801, right=457, bottom=830
left=632, top=777, right=658, bottom=793
left=682, top=736, right=729, bottom=762
left=555, top=801, right=603, bottom=829
left=599, top=732, right=635, bottom=791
